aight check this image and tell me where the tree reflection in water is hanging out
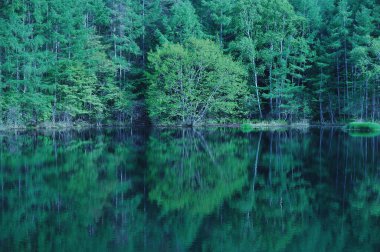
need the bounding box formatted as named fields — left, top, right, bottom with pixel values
left=0, top=128, right=379, bottom=251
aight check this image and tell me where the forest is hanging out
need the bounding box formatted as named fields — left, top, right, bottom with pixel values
left=0, top=0, right=379, bottom=127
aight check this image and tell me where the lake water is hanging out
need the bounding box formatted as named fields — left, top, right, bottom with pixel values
left=0, top=127, right=380, bottom=251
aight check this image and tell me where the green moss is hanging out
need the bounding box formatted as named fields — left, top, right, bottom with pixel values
left=345, top=122, right=380, bottom=132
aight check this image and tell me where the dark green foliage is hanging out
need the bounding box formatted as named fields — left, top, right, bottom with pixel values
left=0, top=0, right=136, bottom=127
left=0, top=0, right=379, bottom=127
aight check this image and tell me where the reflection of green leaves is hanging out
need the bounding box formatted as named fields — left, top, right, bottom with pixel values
left=351, top=178, right=380, bottom=217
left=229, top=133, right=314, bottom=252
left=1, top=128, right=380, bottom=251
left=348, top=131, right=380, bottom=138
left=347, top=177, right=380, bottom=251
left=0, top=130, right=139, bottom=251
left=148, top=129, right=250, bottom=216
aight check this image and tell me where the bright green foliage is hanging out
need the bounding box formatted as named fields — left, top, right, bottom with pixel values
left=52, top=37, right=124, bottom=123
left=147, top=39, right=248, bottom=125
left=345, top=121, right=380, bottom=132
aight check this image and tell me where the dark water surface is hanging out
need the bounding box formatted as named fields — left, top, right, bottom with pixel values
left=0, top=127, right=380, bottom=252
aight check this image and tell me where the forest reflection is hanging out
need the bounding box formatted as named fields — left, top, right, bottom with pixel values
left=0, top=128, right=379, bottom=251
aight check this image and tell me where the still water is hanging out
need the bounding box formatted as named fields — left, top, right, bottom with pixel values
left=0, top=127, right=380, bottom=251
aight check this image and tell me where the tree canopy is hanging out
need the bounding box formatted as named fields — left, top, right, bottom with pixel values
left=0, top=0, right=379, bottom=127
left=147, top=39, right=248, bottom=126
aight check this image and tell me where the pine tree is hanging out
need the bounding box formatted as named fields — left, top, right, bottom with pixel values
left=202, top=0, right=236, bottom=47
left=167, top=0, right=203, bottom=43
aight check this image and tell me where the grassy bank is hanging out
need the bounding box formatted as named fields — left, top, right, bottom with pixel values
left=345, top=122, right=380, bottom=132
left=240, top=120, right=310, bottom=132
left=241, top=121, right=286, bottom=132
left=0, top=121, right=131, bottom=132
left=4, top=120, right=374, bottom=133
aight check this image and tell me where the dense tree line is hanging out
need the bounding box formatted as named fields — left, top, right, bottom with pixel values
left=0, top=0, right=379, bottom=127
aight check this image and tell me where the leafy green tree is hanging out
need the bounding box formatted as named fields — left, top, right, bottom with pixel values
left=147, top=39, right=248, bottom=125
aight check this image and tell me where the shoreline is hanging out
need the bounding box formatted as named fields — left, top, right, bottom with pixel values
left=0, top=122, right=347, bottom=132
left=0, top=124, right=138, bottom=132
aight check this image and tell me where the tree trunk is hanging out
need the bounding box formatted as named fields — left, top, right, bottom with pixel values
left=372, top=88, right=375, bottom=121
left=253, top=58, right=262, bottom=119
left=269, top=43, right=274, bottom=114
left=365, top=79, right=368, bottom=119
left=328, top=95, right=335, bottom=123
left=219, top=9, right=223, bottom=48
left=337, top=58, right=341, bottom=117
left=344, top=38, right=349, bottom=108
left=141, top=0, right=146, bottom=67
left=319, top=68, right=324, bottom=123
